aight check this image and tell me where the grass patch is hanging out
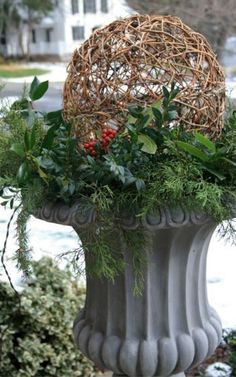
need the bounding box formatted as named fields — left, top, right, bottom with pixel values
left=0, top=64, right=49, bottom=78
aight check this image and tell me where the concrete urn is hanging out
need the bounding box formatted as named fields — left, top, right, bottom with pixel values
left=37, top=202, right=222, bottom=377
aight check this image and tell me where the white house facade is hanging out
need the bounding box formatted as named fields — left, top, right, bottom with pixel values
left=1, top=0, right=129, bottom=59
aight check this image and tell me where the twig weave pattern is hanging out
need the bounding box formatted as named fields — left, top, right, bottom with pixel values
left=63, top=15, right=225, bottom=140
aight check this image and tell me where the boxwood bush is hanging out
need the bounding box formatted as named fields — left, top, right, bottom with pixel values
left=0, top=258, right=99, bottom=377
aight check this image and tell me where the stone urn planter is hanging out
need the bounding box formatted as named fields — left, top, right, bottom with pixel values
left=37, top=201, right=222, bottom=377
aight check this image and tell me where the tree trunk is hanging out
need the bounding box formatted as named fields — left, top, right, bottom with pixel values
left=26, top=9, right=33, bottom=62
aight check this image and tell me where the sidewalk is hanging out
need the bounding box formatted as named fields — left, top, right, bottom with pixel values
left=0, top=62, right=69, bottom=84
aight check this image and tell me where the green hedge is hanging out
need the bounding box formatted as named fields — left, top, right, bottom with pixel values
left=0, top=258, right=99, bottom=377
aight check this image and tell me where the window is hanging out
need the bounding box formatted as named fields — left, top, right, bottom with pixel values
left=32, top=29, right=36, bottom=43
left=0, top=26, right=6, bottom=45
left=71, top=0, right=79, bottom=14
left=72, top=26, right=85, bottom=40
left=45, top=28, right=52, bottom=42
left=101, top=0, right=108, bottom=13
left=84, top=0, right=96, bottom=13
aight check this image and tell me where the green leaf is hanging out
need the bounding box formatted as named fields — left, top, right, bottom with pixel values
left=221, top=157, right=236, bottom=168
left=151, top=100, right=162, bottom=110
left=30, top=124, right=36, bottom=149
left=138, top=134, right=157, bottom=154
left=176, top=141, right=209, bottom=161
left=10, top=143, right=25, bottom=158
left=24, top=130, right=30, bottom=151
left=135, top=114, right=153, bottom=131
left=135, top=178, right=145, bottom=191
left=41, top=124, right=58, bottom=150
left=203, top=167, right=225, bottom=181
left=128, top=106, right=143, bottom=119
left=152, top=107, right=163, bottom=124
left=37, top=167, right=48, bottom=182
left=17, top=162, right=30, bottom=186
left=166, top=110, right=178, bottom=121
left=127, top=114, right=137, bottom=124
left=162, top=86, right=170, bottom=99
left=10, top=198, right=14, bottom=209
left=87, top=155, right=95, bottom=165
left=45, top=109, right=63, bottom=126
left=30, top=78, right=49, bottom=101
left=29, top=76, right=40, bottom=98
left=1, top=200, right=9, bottom=206
left=194, top=132, right=216, bottom=153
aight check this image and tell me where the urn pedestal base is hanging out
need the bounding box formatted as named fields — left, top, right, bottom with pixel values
left=36, top=203, right=222, bottom=377
left=73, top=209, right=222, bottom=377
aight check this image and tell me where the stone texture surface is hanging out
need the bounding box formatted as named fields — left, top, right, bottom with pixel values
left=36, top=202, right=222, bottom=377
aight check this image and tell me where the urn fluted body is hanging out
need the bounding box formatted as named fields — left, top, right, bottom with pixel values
left=37, top=202, right=222, bottom=377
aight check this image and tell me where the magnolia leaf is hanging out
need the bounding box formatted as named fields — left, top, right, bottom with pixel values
left=30, top=78, right=49, bottom=101
left=176, top=141, right=209, bottom=161
left=138, top=134, right=157, bottom=154
left=10, top=143, right=25, bottom=158
left=17, top=162, right=30, bottom=186
left=29, top=76, right=40, bottom=99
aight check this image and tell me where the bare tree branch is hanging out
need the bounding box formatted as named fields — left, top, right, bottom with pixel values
left=125, top=0, right=236, bottom=58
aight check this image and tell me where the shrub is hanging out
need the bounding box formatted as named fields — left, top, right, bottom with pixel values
left=224, top=329, right=236, bottom=376
left=0, top=257, right=98, bottom=377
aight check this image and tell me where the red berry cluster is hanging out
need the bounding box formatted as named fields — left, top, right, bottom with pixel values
left=83, top=128, right=117, bottom=156
left=84, top=140, right=97, bottom=156
left=100, top=128, right=117, bottom=150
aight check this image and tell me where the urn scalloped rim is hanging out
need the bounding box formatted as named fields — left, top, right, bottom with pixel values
left=36, top=200, right=212, bottom=230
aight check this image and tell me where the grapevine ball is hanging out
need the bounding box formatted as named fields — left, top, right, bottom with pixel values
left=63, top=14, right=225, bottom=141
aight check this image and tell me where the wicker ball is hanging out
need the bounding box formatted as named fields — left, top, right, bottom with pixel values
left=63, top=14, right=225, bottom=140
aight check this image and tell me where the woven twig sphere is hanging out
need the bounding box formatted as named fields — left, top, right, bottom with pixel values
left=63, top=14, right=225, bottom=140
